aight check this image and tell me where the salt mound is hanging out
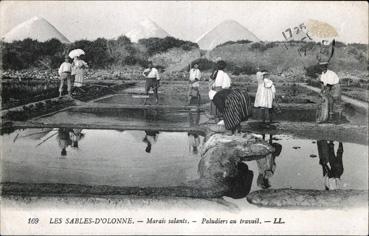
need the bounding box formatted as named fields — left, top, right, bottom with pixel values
left=125, top=18, right=170, bottom=43
left=197, top=19, right=260, bottom=50
left=2, top=16, right=70, bottom=43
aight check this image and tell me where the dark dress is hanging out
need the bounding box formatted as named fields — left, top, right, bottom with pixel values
left=213, top=89, right=253, bottom=130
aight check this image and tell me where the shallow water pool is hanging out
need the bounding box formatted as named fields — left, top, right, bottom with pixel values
left=1, top=129, right=367, bottom=196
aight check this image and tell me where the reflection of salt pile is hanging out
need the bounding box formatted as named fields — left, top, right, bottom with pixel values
left=2, top=16, right=70, bottom=43
left=125, top=18, right=170, bottom=43
left=197, top=19, right=260, bottom=50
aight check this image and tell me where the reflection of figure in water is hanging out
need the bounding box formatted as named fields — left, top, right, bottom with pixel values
left=143, top=109, right=158, bottom=121
left=57, top=128, right=73, bottom=156
left=187, top=110, right=201, bottom=154
left=225, top=162, right=254, bottom=199
left=70, top=129, right=85, bottom=148
left=188, top=110, right=200, bottom=127
left=188, top=132, right=201, bottom=154
left=317, top=140, right=344, bottom=190
left=143, top=130, right=159, bottom=153
left=256, top=134, right=282, bottom=189
left=57, top=128, right=85, bottom=156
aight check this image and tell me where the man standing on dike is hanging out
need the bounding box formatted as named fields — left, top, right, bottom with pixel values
left=143, top=62, right=160, bottom=105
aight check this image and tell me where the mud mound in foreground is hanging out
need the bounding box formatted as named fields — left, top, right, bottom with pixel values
left=247, top=188, right=368, bottom=208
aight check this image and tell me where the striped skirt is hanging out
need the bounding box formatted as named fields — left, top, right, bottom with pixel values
left=213, top=89, right=253, bottom=130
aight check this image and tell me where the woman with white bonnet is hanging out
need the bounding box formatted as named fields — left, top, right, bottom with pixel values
left=254, top=70, right=276, bottom=126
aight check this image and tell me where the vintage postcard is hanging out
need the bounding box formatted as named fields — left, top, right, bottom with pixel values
left=0, top=1, right=368, bottom=235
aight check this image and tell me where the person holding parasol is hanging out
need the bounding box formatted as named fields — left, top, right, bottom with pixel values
left=69, top=49, right=88, bottom=90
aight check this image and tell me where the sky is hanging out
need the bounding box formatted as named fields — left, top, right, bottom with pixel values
left=0, top=1, right=368, bottom=43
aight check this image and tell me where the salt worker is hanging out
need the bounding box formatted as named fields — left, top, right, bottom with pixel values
left=208, top=60, right=231, bottom=123
left=187, top=63, right=202, bottom=106
left=318, top=61, right=342, bottom=122
left=254, top=70, right=276, bottom=126
left=212, top=88, right=253, bottom=134
left=58, top=56, right=72, bottom=97
left=143, top=62, right=160, bottom=104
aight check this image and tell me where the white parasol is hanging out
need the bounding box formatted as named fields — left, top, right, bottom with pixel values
left=68, top=49, right=85, bottom=59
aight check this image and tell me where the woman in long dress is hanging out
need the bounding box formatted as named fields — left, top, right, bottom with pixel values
left=72, top=56, right=88, bottom=88
left=254, top=71, right=276, bottom=125
left=212, top=88, right=253, bottom=134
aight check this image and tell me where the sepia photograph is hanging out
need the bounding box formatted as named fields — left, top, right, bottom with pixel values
left=0, top=1, right=368, bottom=235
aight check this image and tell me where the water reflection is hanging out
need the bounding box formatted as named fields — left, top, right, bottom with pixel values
left=4, top=128, right=367, bottom=199
left=256, top=134, right=283, bottom=189
left=70, top=128, right=84, bottom=148
left=188, top=132, right=201, bottom=154
left=224, top=162, right=254, bottom=199
left=57, top=128, right=73, bottom=157
left=143, top=109, right=158, bottom=121
left=188, top=110, right=200, bottom=127
left=142, top=130, right=160, bottom=153
left=56, top=128, right=85, bottom=157
left=188, top=110, right=201, bottom=154
left=317, top=140, right=344, bottom=190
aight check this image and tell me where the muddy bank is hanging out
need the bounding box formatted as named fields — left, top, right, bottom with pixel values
left=199, top=133, right=274, bottom=180
left=0, top=182, right=227, bottom=199
left=1, top=97, right=75, bottom=123
left=240, top=121, right=368, bottom=145
left=246, top=188, right=368, bottom=208
left=1, top=80, right=60, bottom=110
left=0, top=190, right=238, bottom=211
left=0, top=172, right=248, bottom=199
